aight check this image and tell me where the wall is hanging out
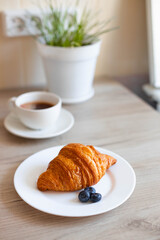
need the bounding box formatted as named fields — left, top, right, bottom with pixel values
left=0, top=0, right=148, bottom=89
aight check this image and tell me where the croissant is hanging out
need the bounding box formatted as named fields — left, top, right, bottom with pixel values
left=37, top=143, right=117, bottom=192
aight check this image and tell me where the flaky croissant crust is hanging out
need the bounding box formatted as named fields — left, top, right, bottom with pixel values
left=37, top=143, right=117, bottom=192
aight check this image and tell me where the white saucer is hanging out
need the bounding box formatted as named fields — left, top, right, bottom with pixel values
left=62, top=89, right=94, bottom=104
left=14, top=146, right=136, bottom=217
left=4, top=109, right=74, bottom=139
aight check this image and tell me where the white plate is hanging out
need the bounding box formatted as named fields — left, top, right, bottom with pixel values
left=4, top=109, right=74, bottom=139
left=62, top=88, right=94, bottom=104
left=14, top=146, right=136, bottom=217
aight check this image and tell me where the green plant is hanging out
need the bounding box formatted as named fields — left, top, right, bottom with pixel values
left=30, top=0, right=118, bottom=47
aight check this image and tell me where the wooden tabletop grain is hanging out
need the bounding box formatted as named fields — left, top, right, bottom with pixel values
left=0, top=77, right=160, bottom=240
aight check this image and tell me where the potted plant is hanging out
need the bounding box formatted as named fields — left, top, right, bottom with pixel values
left=29, top=0, right=117, bottom=104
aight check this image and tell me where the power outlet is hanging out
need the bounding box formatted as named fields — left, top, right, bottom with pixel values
left=2, top=10, right=40, bottom=37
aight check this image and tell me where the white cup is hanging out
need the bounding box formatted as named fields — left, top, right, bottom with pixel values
left=8, top=91, right=62, bottom=130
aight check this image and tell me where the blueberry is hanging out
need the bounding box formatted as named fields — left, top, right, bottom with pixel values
left=84, top=187, right=96, bottom=195
left=90, top=193, right=102, bottom=203
left=78, top=190, right=90, bottom=202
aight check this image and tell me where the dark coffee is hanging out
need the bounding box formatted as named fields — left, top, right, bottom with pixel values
left=20, top=101, right=54, bottom=110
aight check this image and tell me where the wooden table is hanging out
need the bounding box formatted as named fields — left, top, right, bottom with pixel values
left=0, top=78, right=160, bottom=240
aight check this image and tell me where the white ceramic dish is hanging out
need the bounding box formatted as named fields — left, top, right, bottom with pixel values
left=4, top=109, right=74, bottom=139
left=14, top=146, right=136, bottom=217
left=62, top=89, right=94, bottom=104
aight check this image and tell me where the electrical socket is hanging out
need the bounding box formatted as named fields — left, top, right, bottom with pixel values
left=2, top=9, right=40, bottom=37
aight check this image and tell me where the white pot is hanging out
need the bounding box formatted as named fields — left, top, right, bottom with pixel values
left=37, top=41, right=101, bottom=104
